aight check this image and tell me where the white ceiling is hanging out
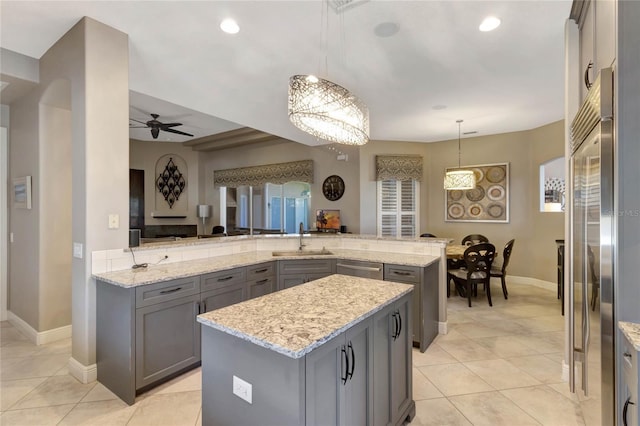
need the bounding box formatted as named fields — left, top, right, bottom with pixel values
left=0, top=0, right=572, bottom=145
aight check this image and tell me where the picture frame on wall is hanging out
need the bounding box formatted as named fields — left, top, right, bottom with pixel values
left=12, top=176, right=32, bottom=209
left=445, top=162, right=509, bottom=223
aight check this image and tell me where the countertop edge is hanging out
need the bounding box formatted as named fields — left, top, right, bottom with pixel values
left=619, top=321, right=640, bottom=351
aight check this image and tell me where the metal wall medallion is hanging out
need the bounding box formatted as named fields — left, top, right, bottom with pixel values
left=156, top=157, right=186, bottom=208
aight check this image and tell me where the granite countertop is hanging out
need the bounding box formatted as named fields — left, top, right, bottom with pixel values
left=619, top=321, right=640, bottom=351
left=93, top=249, right=439, bottom=288
left=197, top=274, right=413, bottom=359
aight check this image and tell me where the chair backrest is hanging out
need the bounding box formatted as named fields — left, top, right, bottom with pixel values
left=420, top=233, right=437, bottom=238
left=211, top=225, right=225, bottom=235
left=461, top=234, right=489, bottom=246
left=501, top=239, right=515, bottom=273
left=463, top=243, right=496, bottom=276
left=587, top=244, right=599, bottom=284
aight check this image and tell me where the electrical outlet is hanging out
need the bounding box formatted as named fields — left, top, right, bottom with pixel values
left=73, top=242, right=83, bottom=259
left=108, top=214, right=119, bottom=229
left=232, top=375, right=252, bottom=404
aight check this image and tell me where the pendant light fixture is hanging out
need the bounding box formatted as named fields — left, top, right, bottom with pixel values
left=444, top=120, right=476, bottom=190
left=288, top=1, right=369, bottom=146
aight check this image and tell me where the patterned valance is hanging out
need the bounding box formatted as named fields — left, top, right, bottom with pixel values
left=375, top=155, right=423, bottom=181
left=213, top=160, right=314, bottom=188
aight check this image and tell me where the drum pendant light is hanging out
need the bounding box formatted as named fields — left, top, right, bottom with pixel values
left=444, top=120, right=476, bottom=190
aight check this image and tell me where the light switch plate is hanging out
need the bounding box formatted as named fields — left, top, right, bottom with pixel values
left=108, top=214, right=119, bottom=229
left=232, top=375, right=252, bottom=404
left=73, top=242, right=83, bottom=259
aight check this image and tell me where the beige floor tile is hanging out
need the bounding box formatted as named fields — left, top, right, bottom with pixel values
left=0, top=377, right=47, bottom=411
left=11, top=375, right=96, bottom=409
left=448, top=391, right=541, bottom=426
left=505, top=355, right=564, bottom=384
left=126, top=390, right=201, bottom=426
left=36, top=338, right=72, bottom=356
left=412, top=344, right=458, bottom=367
left=433, top=328, right=469, bottom=342
left=463, top=359, right=542, bottom=390
left=58, top=399, right=137, bottom=425
left=1, top=354, right=70, bottom=380
left=418, top=363, right=494, bottom=396
left=453, top=322, right=513, bottom=339
left=410, top=398, right=472, bottom=426
left=472, top=335, right=536, bottom=358
left=0, top=404, right=75, bottom=426
left=437, top=338, right=499, bottom=362
left=0, top=341, right=42, bottom=359
left=0, top=328, right=30, bottom=346
left=516, top=331, right=565, bottom=354
left=81, top=382, right=120, bottom=403
left=501, top=385, right=586, bottom=425
left=413, top=368, right=444, bottom=400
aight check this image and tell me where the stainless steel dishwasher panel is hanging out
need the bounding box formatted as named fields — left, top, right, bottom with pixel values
left=336, top=259, right=384, bottom=280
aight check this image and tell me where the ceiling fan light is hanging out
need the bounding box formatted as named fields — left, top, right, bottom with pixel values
left=288, top=75, right=369, bottom=146
left=444, top=170, right=476, bottom=190
left=479, top=16, right=501, bottom=32
left=220, top=18, right=240, bottom=34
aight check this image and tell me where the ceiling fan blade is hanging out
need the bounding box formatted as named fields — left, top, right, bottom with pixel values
left=151, top=128, right=160, bottom=139
left=163, top=128, right=194, bottom=137
left=129, top=125, right=149, bottom=128
left=159, top=123, right=183, bottom=128
left=129, top=118, right=148, bottom=125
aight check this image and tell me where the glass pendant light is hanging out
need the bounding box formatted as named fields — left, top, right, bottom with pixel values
left=444, top=120, right=476, bottom=190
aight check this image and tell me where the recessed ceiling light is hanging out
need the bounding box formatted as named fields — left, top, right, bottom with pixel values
left=479, top=16, right=501, bottom=32
left=374, top=22, right=399, bottom=38
left=220, top=18, right=240, bottom=34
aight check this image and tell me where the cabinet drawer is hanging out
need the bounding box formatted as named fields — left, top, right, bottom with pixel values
left=248, top=276, right=276, bottom=299
left=278, top=259, right=335, bottom=275
left=247, top=262, right=276, bottom=280
left=201, top=282, right=247, bottom=313
left=384, top=265, right=421, bottom=284
left=201, top=267, right=246, bottom=292
left=135, top=276, right=201, bottom=308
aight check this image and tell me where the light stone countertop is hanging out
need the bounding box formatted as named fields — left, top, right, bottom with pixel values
left=197, top=274, right=413, bottom=359
left=619, top=321, right=640, bottom=351
left=93, top=249, right=439, bottom=288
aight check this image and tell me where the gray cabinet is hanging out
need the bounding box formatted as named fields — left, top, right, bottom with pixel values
left=247, top=262, right=276, bottom=299
left=305, top=316, right=373, bottom=426
left=201, top=266, right=248, bottom=312
left=384, top=262, right=439, bottom=352
left=278, top=259, right=335, bottom=290
left=373, top=295, right=413, bottom=426
left=621, top=331, right=639, bottom=426
left=97, top=276, right=201, bottom=405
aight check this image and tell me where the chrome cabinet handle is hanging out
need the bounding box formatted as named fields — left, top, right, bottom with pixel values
left=254, top=268, right=268, bottom=273
left=159, top=287, right=182, bottom=294
left=397, top=309, right=402, bottom=337
left=341, top=345, right=348, bottom=385
left=347, top=342, right=355, bottom=381
left=255, top=279, right=269, bottom=285
left=217, top=276, right=233, bottom=282
left=393, top=271, right=411, bottom=276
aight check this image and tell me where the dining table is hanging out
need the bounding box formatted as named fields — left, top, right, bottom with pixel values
left=446, top=244, right=468, bottom=260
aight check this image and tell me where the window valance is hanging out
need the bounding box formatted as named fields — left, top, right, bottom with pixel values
left=375, top=155, right=423, bottom=181
left=213, top=159, right=314, bottom=188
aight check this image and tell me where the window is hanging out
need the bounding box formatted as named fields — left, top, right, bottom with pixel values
left=377, top=179, right=419, bottom=237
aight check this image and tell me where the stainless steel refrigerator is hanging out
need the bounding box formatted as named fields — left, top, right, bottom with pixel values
left=569, top=67, right=615, bottom=424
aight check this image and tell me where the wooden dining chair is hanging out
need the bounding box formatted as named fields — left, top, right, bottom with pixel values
left=587, top=244, right=599, bottom=311
left=490, top=239, right=515, bottom=300
left=461, top=234, right=489, bottom=245
left=448, top=243, right=496, bottom=307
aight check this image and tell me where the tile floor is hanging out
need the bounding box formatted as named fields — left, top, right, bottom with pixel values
left=0, top=283, right=582, bottom=425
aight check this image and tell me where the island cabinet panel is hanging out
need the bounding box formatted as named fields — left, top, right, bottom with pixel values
left=305, top=317, right=373, bottom=426
left=277, top=259, right=336, bottom=290
left=135, top=294, right=201, bottom=389
left=373, top=295, right=413, bottom=426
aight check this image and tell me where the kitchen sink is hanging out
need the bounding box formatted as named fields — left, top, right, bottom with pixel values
left=271, top=249, right=333, bottom=257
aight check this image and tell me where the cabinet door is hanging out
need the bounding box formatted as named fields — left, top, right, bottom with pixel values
left=343, top=317, right=373, bottom=426
left=390, top=297, right=412, bottom=422
left=280, top=275, right=306, bottom=290
left=384, top=264, right=421, bottom=345
left=247, top=276, right=275, bottom=299
left=305, top=334, right=343, bottom=426
left=135, top=294, right=201, bottom=389
left=372, top=305, right=392, bottom=426
left=579, top=0, right=595, bottom=101
left=201, top=281, right=246, bottom=313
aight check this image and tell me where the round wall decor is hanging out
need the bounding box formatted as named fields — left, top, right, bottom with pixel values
left=322, top=175, right=345, bottom=201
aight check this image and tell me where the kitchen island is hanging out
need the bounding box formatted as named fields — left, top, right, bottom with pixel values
left=197, top=274, right=415, bottom=426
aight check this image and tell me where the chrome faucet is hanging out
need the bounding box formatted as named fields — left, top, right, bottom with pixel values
left=299, top=222, right=306, bottom=251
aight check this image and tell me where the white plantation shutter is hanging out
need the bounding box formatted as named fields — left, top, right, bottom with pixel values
left=377, top=179, right=419, bottom=237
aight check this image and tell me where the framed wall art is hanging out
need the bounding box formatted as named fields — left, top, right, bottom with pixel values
left=13, top=176, right=32, bottom=209
left=445, top=162, right=509, bottom=223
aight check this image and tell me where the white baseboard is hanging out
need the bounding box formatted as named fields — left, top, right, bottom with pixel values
left=7, top=311, right=72, bottom=345
left=508, top=275, right=557, bottom=292
left=438, top=321, right=448, bottom=335
left=68, top=357, right=97, bottom=384
left=562, top=361, right=570, bottom=382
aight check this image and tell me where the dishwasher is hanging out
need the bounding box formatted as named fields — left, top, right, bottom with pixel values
left=336, top=259, right=384, bottom=280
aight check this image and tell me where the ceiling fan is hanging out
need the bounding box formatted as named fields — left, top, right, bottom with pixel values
left=129, top=113, right=194, bottom=139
